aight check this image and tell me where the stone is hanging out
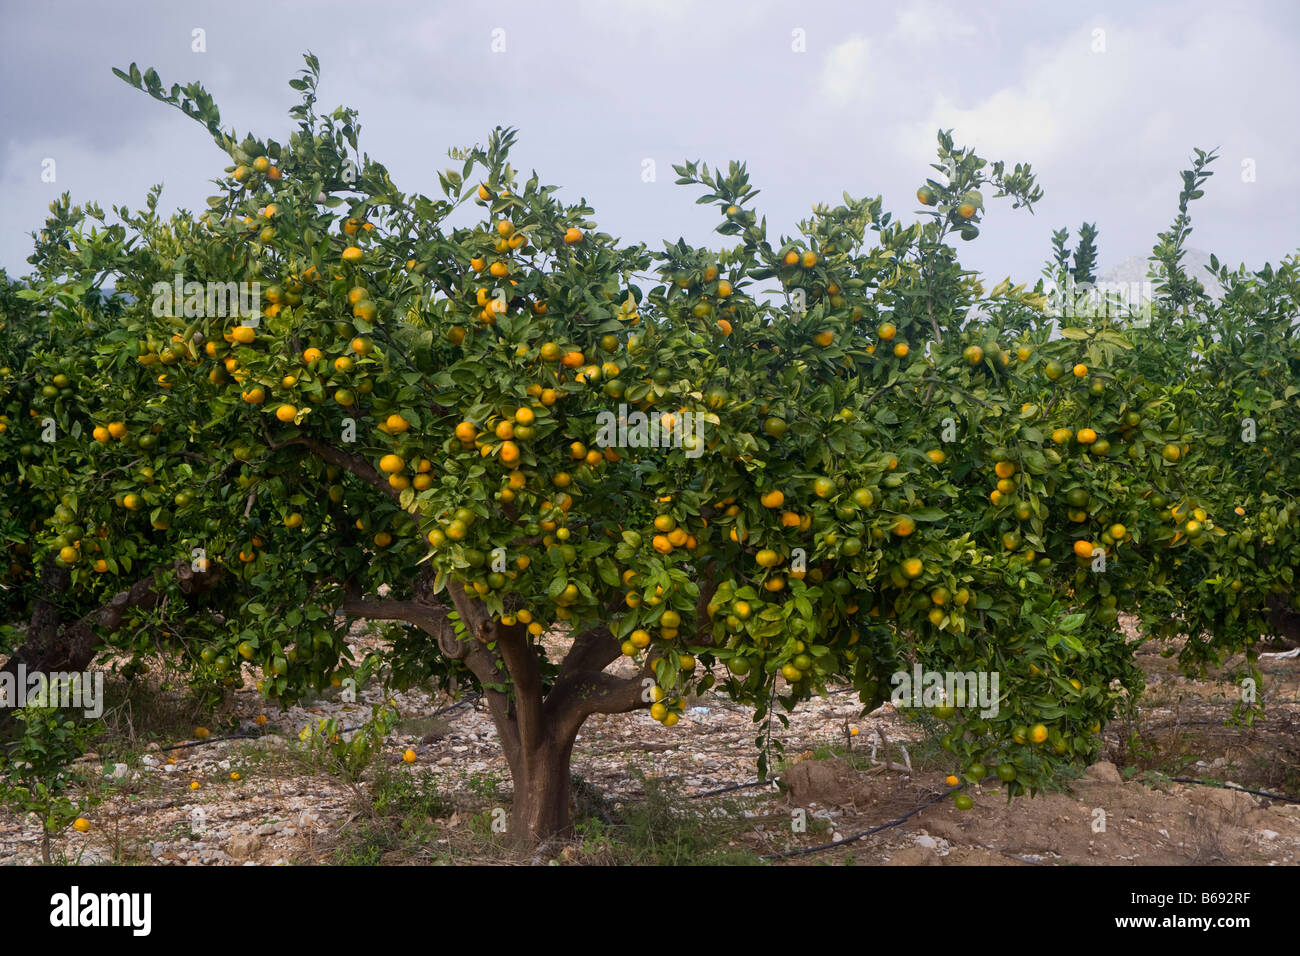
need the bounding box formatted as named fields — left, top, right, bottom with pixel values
left=228, top=834, right=261, bottom=860
left=1083, top=761, right=1123, bottom=784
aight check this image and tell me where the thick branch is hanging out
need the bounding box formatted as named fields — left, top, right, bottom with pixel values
left=341, top=582, right=519, bottom=757
left=268, top=434, right=402, bottom=505
left=339, top=593, right=466, bottom=659
left=3, top=559, right=225, bottom=680
left=547, top=662, right=655, bottom=744
left=557, top=624, right=623, bottom=681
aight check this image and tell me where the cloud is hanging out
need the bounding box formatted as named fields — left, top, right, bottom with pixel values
left=819, top=35, right=874, bottom=104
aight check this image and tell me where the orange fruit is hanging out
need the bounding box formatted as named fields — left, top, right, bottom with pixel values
left=563, top=227, right=584, bottom=244
left=341, top=246, right=363, bottom=263
left=379, top=454, right=405, bottom=474
left=1073, top=540, right=1096, bottom=559
left=275, top=404, right=297, bottom=423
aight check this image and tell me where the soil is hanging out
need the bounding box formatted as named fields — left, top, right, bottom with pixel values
left=2, top=618, right=1298, bottom=866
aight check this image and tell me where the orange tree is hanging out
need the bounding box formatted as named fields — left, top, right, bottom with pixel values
left=2, top=56, right=1295, bottom=844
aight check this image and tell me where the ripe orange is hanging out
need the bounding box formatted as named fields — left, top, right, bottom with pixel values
left=892, top=516, right=916, bottom=537
left=760, top=489, right=785, bottom=509
left=1029, top=723, right=1049, bottom=744
left=303, top=347, right=323, bottom=363
left=455, top=421, right=477, bottom=443
left=232, top=325, right=256, bottom=345
left=342, top=246, right=363, bottom=263
left=107, top=421, right=127, bottom=439
left=92, top=426, right=110, bottom=443
left=893, top=342, right=909, bottom=358
left=563, top=227, right=584, bottom=244
left=1073, top=363, right=1088, bottom=378
left=1076, top=428, right=1098, bottom=445
left=241, top=387, right=266, bottom=404
left=275, top=404, right=297, bottom=423
left=500, top=441, right=520, bottom=464
left=877, top=322, right=897, bottom=341
left=1073, top=540, right=1097, bottom=559
left=379, top=454, right=405, bottom=474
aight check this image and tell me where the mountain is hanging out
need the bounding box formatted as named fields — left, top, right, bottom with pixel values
left=1097, top=248, right=1224, bottom=302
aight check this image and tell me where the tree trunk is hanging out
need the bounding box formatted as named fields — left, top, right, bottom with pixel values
left=346, top=581, right=652, bottom=849
left=505, top=731, right=578, bottom=846
left=1265, top=596, right=1300, bottom=647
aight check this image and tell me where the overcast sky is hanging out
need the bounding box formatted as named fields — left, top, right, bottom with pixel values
left=2, top=0, right=1297, bottom=287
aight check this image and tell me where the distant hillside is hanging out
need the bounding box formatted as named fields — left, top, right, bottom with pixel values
left=1097, top=248, right=1224, bottom=301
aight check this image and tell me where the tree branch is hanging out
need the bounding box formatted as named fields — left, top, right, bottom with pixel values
left=268, top=434, right=402, bottom=505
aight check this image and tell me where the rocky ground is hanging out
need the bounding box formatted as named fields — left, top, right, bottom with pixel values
left=2, top=621, right=1298, bottom=866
